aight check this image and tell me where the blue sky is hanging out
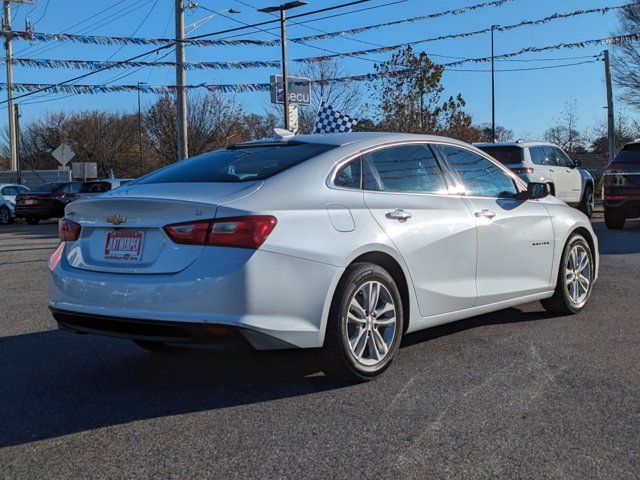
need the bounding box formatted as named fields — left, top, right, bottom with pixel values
left=1, top=0, right=632, bottom=139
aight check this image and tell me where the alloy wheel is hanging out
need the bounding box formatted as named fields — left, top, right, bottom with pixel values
left=0, top=207, right=9, bottom=225
left=565, top=244, right=592, bottom=307
left=345, top=281, right=397, bottom=367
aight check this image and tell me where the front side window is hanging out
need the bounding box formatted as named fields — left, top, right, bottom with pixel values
left=63, top=183, right=82, bottom=194
left=136, top=142, right=336, bottom=184
left=440, top=145, right=518, bottom=198
left=2, top=186, right=18, bottom=196
left=363, top=144, right=447, bottom=194
left=334, top=158, right=361, bottom=189
left=554, top=148, right=574, bottom=167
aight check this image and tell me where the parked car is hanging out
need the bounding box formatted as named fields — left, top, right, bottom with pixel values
left=0, top=183, right=29, bottom=222
left=75, top=179, right=134, bottom=200
left=49, top=133, right=598, bottom=382
left=0, top=197, right=11, bottom=225
left=15, top=182, right=82, bottom=225
left=475, top=141, right=595, bottom=217
left=603, top=140, right=640, bottom=229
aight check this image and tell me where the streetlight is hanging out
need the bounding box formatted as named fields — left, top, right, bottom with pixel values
left=258, top=1, right=308, bottom=131
left=186, top=6, right=241, bottom=35
left=490, top=25, right=499, bottom=143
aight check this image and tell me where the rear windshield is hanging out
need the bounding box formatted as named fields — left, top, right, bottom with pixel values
left=476, top=146, right=524, bottom=164
left=136, top=142, right=337, bottom=184
left=79, top=181, right=111, bottom=193
left=29, top=183, right=63, bottom=194
left=614, top=144, right=640, bottom=163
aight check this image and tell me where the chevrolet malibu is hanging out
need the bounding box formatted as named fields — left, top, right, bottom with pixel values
left=49, top=133, right=598, bottom=382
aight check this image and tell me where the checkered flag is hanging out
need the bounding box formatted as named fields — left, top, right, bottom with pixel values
left=313, top=102, right=358, bottom=134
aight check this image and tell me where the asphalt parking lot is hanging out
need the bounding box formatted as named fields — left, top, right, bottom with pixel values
left=0, top=219, right=638, bottom=479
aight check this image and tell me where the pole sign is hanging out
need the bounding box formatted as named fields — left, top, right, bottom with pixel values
left=52, top=143, right=75, bottom=166
left=270, top=75, right=311, bottom=106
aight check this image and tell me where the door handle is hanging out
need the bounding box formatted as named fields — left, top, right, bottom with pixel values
left=474, top=209, right=496, bottom=219
left=385, top=209, right=412, bottom=221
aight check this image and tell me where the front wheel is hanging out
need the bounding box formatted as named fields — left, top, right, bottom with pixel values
left=321, top=263, right=404, bottom=383
left=0, top=206, right=10, bottom=225
left=579, top=184, right=594, bottom=218
left=541, top=234, right=594, bottom=315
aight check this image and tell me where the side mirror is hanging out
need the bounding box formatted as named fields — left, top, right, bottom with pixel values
left=572, top=157, right=582, bottom=167
left=515, top=182, right=550, bottom=201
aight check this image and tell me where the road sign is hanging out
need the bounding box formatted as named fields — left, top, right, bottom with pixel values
left=72, top=162, right=97, bottom=180
left=52, top=143, right=75, bottom=166
left=270, top=75, right=311, bottom=106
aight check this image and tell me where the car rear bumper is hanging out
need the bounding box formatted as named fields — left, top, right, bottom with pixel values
left=604, top=198, right=640, bottom=219
left=15, top=205, right=62, bottom=218
left=51, top=308, right=294, bottom=350
left=49, top=245, right=342, bottom=349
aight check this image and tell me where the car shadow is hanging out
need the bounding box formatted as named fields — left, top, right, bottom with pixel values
left=0, top=304, right=555, bottom=448
left=0, top=220, right=59, bottom=242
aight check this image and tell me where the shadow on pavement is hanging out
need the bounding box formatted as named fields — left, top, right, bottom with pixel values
left=591, top=218, right=640, bottom=255
left=0, top=305, right=554, bottom=448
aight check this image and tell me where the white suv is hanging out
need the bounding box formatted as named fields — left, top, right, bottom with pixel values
left=475, top=141, right=594, bottom=217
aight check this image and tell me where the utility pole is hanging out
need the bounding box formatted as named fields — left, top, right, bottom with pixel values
left=279, top=8, right=290, bottom=131
left=490, top=25, right=496, bottom=143
left=175, top=0, right=188, bottom=160
left=137, top=82, right=144, bottom=166
left=259, top=2, right=307, bottom=132
left=604, top=50, right=616, bottom=163
left=3, top=0, right=17, bottom=171
left=14, top=102, right=20, bottom=184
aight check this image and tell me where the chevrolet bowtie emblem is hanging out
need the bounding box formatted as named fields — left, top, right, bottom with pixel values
left=106, top=214, right=127, bottom=225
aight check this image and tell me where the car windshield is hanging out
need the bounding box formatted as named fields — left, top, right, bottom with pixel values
left=614, top=144, right=640, bottom=163
left=135, top=142, right=337, bottom=184
left=29, top=183, right=62, bottom=194
left=79, top=181, right=111, bottom=193
left=476, top=146, right=524, bottom=165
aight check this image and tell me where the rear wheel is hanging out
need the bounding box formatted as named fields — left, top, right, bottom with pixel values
left=133, top=340, right=184, bottom=353
left=579, top=184, right=594, bottom=218
left=25, top=217, right=40, bottom=225
left=321, top=263, right=404, bottom=383
left=604, top=208, right=625, bottom=229
left=541, top=234, right=594, bottom=315
left=0, top=206, right=9, bottom=225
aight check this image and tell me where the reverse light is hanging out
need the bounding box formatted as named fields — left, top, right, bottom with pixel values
left=164, top=216, right=277, bottom=249
left=59, top=218, right=81, bottom=242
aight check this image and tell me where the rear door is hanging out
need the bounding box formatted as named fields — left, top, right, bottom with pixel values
left=438, top=145, right=554, bottom=305
left=554, top=147, right=582, bottom=203
left=362, top=143, right=478, bottom=317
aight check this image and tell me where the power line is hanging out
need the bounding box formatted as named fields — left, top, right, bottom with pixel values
left=447, top=58, right=600, bottom=72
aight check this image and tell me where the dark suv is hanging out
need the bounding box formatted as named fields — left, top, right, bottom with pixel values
left=15, top=182, right=82, bottom=225
left=604, top=141, right=640, bottom=229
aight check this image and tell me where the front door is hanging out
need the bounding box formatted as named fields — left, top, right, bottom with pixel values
left=362, top=143, right=478, bottom=317
left=555, top=147, right=583, bottom=204
left=438, top=145, right=555, bottom=305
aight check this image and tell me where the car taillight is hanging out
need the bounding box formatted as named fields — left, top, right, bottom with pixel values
left=59, top=218, right=82, bottom=242
left=513, top=167, right=535, bottom=174
left=164, top=216, right=277, bottom=249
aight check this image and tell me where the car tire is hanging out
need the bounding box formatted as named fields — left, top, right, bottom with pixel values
left=0, top=206, right=9, bottom=225
left=133, top=340, right=184, bottom=353
left=541, top=234, right=595, bottom=315
left=321, top=262, right=404, bottom=383
left=25, top=217, right=40, bottom=225
left=604, top=209, right=625, bottom=230
left=579, top=184, right=594, bottom=218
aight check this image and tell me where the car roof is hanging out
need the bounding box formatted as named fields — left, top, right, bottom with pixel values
left=474, top=141, right=559, bottom=148
left=237, top=132, right=474, bottom=149
left=82, top=179, right=131, bottom=184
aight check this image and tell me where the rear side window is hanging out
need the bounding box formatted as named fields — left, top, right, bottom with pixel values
left=30, top=183, right=60, bottom=194
left=614, top=143, right=640, bottom=163
left=363, top=144, right=447, bottom=194
left=136, top=142, right=336, bottom=184
left=476, top=146, right=524, bottom=164
left=2, top=186, right=18, bottom=195
left=334, top=158, right=361, bottom=189
left=529, top=147, right=547, bottom=165
left=64, top=183, right=82, bottom=194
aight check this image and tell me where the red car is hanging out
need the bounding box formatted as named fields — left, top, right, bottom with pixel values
left=604, top=141, right=640, bottom=229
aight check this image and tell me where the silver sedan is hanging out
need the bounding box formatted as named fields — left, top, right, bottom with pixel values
left=49, top=133, right=598, bottom=382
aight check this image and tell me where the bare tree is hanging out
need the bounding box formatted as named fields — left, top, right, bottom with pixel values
left=475, top=123, right=514, bottom=142
left=612, top=4, right=640, bottom=108
left=544, top=98, right=583, bottom=153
